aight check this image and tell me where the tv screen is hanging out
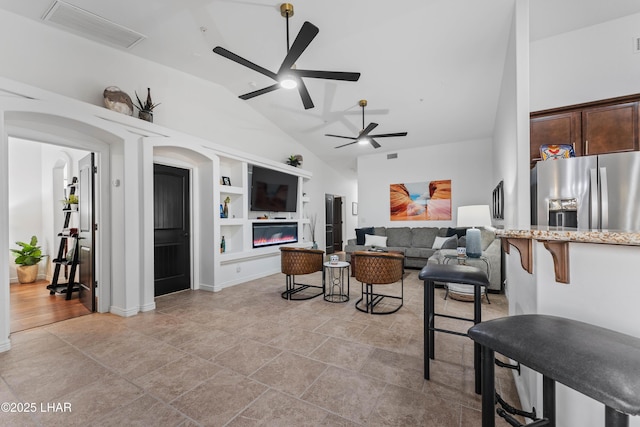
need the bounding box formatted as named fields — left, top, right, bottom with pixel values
left=250, top=166, right=298, bottom=212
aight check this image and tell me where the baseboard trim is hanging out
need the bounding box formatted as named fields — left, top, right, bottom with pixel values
left=109, top=305, right=139, bottom=317
left=0, top=338, right=11, bottom=353
left=139, top=302, right=156, bottom=312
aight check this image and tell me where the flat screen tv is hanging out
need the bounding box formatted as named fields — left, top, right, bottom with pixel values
left=250, top=166, right=298, bottom=212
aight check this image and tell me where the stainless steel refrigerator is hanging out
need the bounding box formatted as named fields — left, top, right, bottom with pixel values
left=531, top=151, right=640, bottom=231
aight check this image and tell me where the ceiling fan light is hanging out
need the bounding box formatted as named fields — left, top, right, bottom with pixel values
left=358, top=138, right=369, bottom=145
left=279, top=76, right=297, bottom=89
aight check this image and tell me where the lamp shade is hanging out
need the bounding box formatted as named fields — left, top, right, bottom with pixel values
left=457, top=205, right=491, bottom=258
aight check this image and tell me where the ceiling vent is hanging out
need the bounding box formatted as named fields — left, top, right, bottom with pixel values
left=42, top=1, right=146, bottom=49
left=387, top=153, right=398, bottom=159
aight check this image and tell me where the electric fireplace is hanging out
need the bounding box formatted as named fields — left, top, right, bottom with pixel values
left=252, top=222, right=298, bottom=248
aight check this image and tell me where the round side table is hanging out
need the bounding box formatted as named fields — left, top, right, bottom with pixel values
left=443, top=254, right=490, bottom=303
left=323, top=261, right=350, bottom=303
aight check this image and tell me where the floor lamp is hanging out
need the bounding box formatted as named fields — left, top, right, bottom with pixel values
left=457, top=205, right=491, bottom=258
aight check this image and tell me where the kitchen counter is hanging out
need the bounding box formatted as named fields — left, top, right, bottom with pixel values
left=496, top=226, right=640, bottom=246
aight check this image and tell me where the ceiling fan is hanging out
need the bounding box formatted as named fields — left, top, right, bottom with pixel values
left=326, top=100, right=408, bottom=149
left=212, top=3, right=360, bottom=110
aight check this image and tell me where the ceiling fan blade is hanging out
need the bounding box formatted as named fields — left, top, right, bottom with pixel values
left=369, top=132, right=408, bottom=138
left=294, top=69, right=361, bottom=82
left=360, top=122, right=379, bottom=137
left=239, top=83, right=280, bottom=100
left=335, top=141, right=359, bottom=149
left=325, top=134, right=358, bottom=140
left=297, top=80, right=314, bottom=109
left=213, top=46, right=278, bottom=80
left=369, top=138, right=381, bottom=149
left=278, top=21, right=319, bottom=73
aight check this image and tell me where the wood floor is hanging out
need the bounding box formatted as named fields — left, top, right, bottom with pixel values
left=10, top=279, right=91, bottom=333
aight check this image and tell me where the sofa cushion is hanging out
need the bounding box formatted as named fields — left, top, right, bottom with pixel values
left=441, top=235, right=458, bottom=249
left=410, top=227, right=440, bottom=248
left=405, top=247, right=436, bottom=259
left=355, top=227, right=374, bottom=245
left=373, top=227, right=387, bottom=236
left=365, top=234, right=387, bottom=247
left=481, top=229, right=496, bottom=250
left=386, top=227, right=412, bottom=247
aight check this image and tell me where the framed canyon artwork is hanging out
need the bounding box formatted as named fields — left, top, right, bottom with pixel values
left=390, top=180, right=451, bottom=221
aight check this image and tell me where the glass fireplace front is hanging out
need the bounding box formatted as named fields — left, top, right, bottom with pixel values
left=252, top=222, right=298, bottom=248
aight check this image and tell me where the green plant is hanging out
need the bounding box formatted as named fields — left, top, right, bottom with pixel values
left=10, top=236, right=46, bottom=266
left=286, top=154, right=302, bottom=167
left=224, top=196, right=231, bottom=204
left=61, top=194, right=78, bottom=205
left=135, top=88, right=161, bottom=112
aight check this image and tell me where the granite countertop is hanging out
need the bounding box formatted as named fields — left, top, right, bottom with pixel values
left=496, top=226, right=640, bottom=246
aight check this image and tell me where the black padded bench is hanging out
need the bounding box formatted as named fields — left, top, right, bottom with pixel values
left=468, top=314, right=640, bottom=427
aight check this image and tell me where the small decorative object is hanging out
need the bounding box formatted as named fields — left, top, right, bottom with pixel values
left=220, top=204, right=224, bottom=218
left=220, top=236, right=226, bottom=253
left=61, top=194, right=79, bottom=210
left=221, top=176, right=231, bottom=186
left=309, top=213, right=317, bottom=248
left=286, top=154, right=303, bottom=167
left=457, top=247, right=466, bottom=257
left=540, top=144, right=575, bottom=161
left=223, top=196, right=230, bottom=218
left=103, top=86, right=134, bottom=116
left=330, top=255, right=339, bottom=264
left=134, top=87, right=160, bottom=123
left=10, top=236, right=47, bottom=284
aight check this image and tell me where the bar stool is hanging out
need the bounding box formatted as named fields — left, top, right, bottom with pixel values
left=469, top=315, right=640, bottom=427
left=419, top=263, right=490, bottom=394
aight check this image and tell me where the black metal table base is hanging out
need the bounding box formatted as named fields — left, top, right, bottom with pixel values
left=355, top=283, right=403, bottom=315
left=281, top=275, right=323, bottom=300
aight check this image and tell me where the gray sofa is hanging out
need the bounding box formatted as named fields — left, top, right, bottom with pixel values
left=345, top=226, right=502, bottom=291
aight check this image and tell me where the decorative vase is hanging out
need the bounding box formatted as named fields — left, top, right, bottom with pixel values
left=312, top=242, right=318, bottom=249
left=17, top=265, right=38, bottom=284
left=139, top=110, right=153, bottom=123
left=223, top=202, right=229, bottom=218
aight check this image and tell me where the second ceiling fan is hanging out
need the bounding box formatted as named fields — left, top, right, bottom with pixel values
left=213, top=3, right=360, bottom=110
left=326, top=100, right=408, bottom=149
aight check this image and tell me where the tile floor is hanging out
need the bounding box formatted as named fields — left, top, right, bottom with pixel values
left=0, top=269, right=521, bottom=426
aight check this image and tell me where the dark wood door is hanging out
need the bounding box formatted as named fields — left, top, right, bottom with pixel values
left=325, top=194, right=334, bottom=254
left=582, top=102, right=638, bottom=155
left=154, top=164, right=191, bottom=296
left=530, top=111, right=581, bottom=166
left=78, top=153, right=96, bottom=312
left=332, top=196, right=343, bottom=251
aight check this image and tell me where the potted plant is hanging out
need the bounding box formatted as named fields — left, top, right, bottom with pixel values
left=135, top=87, right=160, bottom=123
left=10, top=235, right=47, bottom=284
left=286, top=154, right=303, bottom=167
left=61, top=194, right=79, bottom=210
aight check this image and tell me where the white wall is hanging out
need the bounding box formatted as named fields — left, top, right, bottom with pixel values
left=531, top=12, right=640, bottom=111
left=356, top=138, right=494, bottom=229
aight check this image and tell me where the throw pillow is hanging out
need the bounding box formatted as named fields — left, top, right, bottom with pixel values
left=432, top=235, right=452, bottom=249
left=446, top=227, right=467, bottom=239
left=356, top=227, right=374, bottom=245
left=441, top=235, right=458, bottom=249
left=365, top=234, right=387, bottom=247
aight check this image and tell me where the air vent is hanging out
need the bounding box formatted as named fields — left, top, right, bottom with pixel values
left=634, top=36, right=640, bottom=53
left=387, top=153, right=398, bottom=159
left=42, top=1, right=146, bottom=49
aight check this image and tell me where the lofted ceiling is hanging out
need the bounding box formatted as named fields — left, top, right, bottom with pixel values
left=0, top=0, right=639, bottom=173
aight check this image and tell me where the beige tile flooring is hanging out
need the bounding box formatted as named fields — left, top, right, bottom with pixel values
left=0, top=268, right=521, bottom=426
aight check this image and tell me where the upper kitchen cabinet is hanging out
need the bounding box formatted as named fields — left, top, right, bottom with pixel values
left=582, top=102, right=638, bottom=156
left=530, top=94, right=640, bottom=167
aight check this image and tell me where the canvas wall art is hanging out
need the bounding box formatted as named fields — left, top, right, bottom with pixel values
left=390, top=180, right=451, bottom=221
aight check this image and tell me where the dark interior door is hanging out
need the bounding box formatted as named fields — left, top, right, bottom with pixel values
left=154, top=164, right=190, bottom=296
left=332, top=196, right=343, bottom=251
left=325, top=194, right=334, bottom=254
left=78, top=153, right=96, bottom=312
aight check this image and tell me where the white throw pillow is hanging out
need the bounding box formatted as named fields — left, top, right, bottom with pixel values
left=364, top=234, right=388, bottom=247
left=431, top=236, right=451, bottom=249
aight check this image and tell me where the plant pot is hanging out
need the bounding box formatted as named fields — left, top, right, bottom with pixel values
left=139, top=110, right=153, bottom=123
left=16, top=264, right=38, bottom=284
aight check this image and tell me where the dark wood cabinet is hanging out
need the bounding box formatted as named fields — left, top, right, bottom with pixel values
left=530, top=112, right=581, bottom=165
left=582, top=102, right=638, bottom=155
left=530, top=94, right=640, bottom=167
